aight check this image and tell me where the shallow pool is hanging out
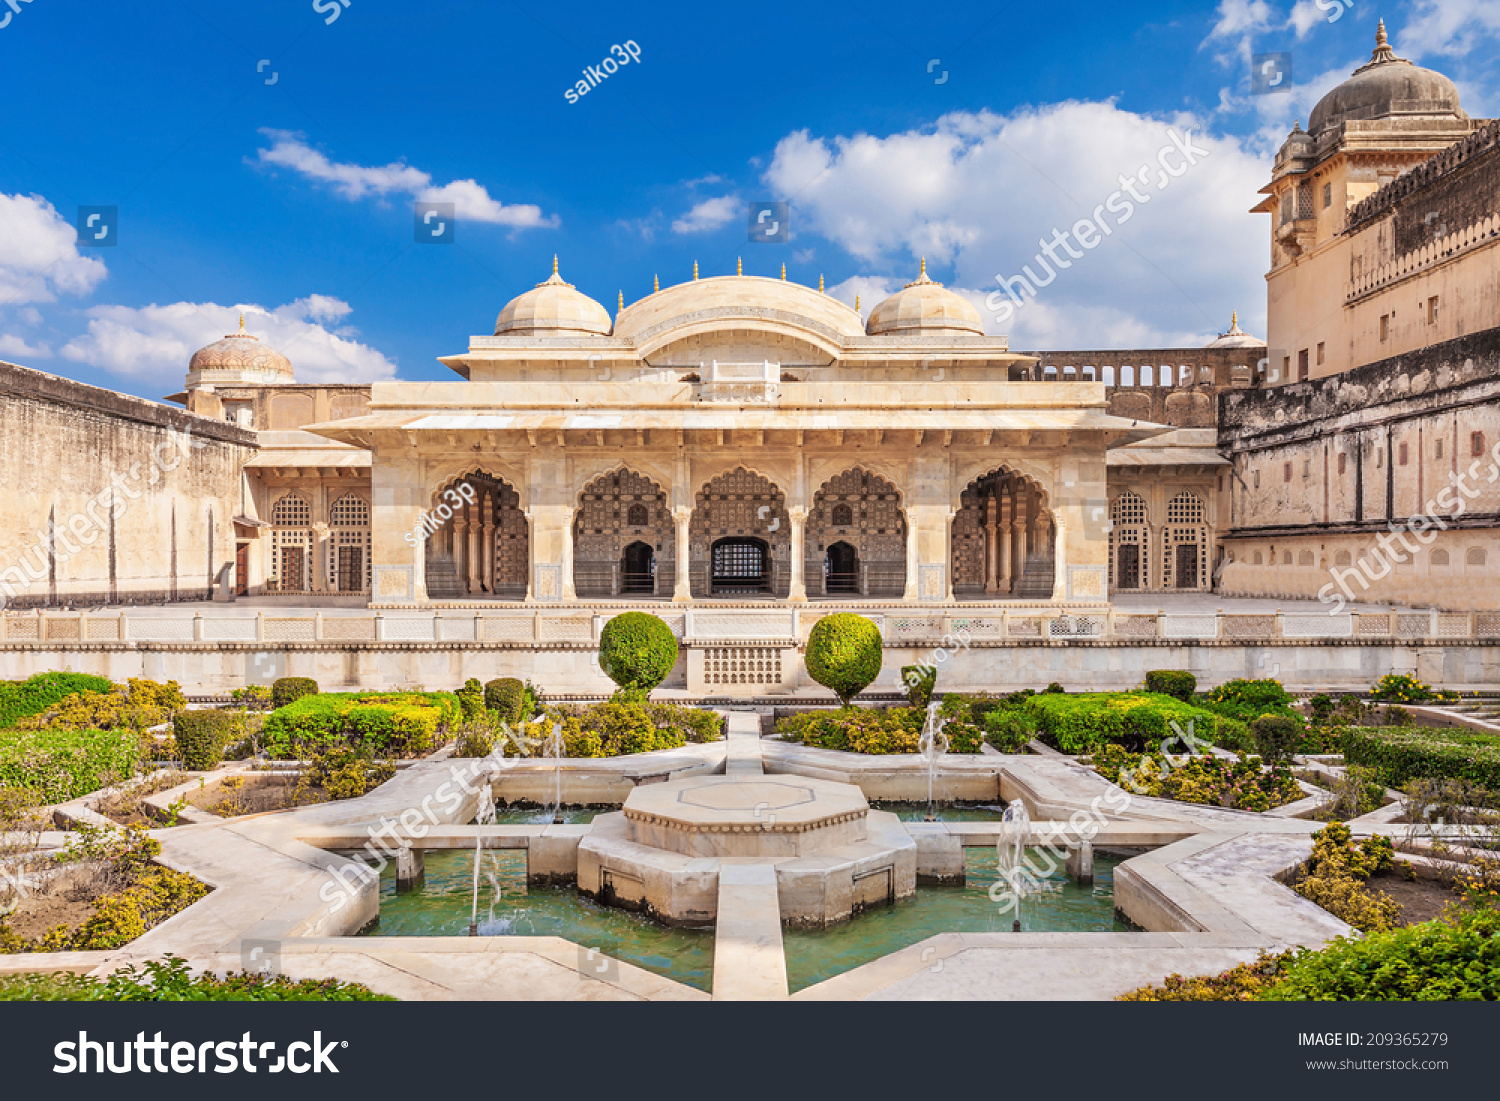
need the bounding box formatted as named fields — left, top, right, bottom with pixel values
left=490, top=804, right=599, bottom=825
left=873, top=801, right=1008, bottom=822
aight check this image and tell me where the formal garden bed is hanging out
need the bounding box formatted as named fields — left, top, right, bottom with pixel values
left=0, top=956, right=392, bottom=1001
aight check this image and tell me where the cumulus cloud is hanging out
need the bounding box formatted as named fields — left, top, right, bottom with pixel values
left=671, top=195, right=739, bottom=234
left=0, top=193, right=108, bottom=306
left=1401, top=0, right=1500, bottom=57
left=764, top=102, right=1270, bottom=348
left=254, top=130, right=559, bottom=229
left=0, top=334, right=53, bottom=360
left=61, top=296, right=398, bottom=385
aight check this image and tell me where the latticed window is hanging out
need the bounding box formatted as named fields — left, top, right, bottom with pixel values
left=627, top=503, right=649, bottom=527
left=330, top=494, right=369, bottom=526
left=1166, top=493, right=1204, bottom=524
left=1108, top=492, right=1149, bottom=591
left=831, top=503, right=853, bottom=527
left=1163, top=493, right=1208, bottom=590
left=272, top=493, right=311, bottom=527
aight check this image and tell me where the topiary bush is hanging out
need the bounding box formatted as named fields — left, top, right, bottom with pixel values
left=271, top=677, right=319, bottom=709
left=805, top=614, right=882, bottom=707
left=999, top=692, right=1249, bottom=755
left=598, top=613, right=679, bottom=694
left=456, top=678, right=485, bottom=721
left=1143, top=670, right=1196, bottom=701
left=1251, top=714, right=1303, bottom=766
left=1198, top=678, right=1304, bottom=728
left=260, top=692, right=460, bottom=759
left=902, top=665, right=936, bottom=709
left=484, top=677, right=526, bottom=723
left=172, top=711, right=239, bottom=771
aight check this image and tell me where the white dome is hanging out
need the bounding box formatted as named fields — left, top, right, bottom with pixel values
left=1205, top=312, right=1263, bottom=349
left=495, top=258, right=612, bottom=336
left=865, top=260, right=983, bottom=336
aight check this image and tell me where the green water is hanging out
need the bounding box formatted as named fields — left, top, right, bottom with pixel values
left=874, top=801, right=1007, bottom=822
left=365, top=849, right=717, bottom=991
left=365, top=843, right=1130, bottom=995
left=491, top=805, right=598, bottom=825
left=782, top=847, right=1134, bottom=993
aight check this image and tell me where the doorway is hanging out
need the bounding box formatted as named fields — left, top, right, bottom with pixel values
left=235, top=543, right=249, bottom=596
left=620, top=541, right=655, bottom=594
left=337, top=545, right=364, bottom=592
left=825, top=541, right=860, bottom=594
left=1175, top=543, right=1199, bottom=589
left=1116, top=543, right=1140, bottom=590
left=711, top=537, right=770, bottom=595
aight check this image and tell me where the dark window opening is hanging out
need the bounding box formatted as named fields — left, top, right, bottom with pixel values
left=825, top=541, right=860, bottom=594
left=711, top=537, right=769, bottom=594
left=621, top=541, right=655, bottom=594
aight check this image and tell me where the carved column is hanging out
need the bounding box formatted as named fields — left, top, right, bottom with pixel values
left=984, top=494, right=999, bottom=595
left=480, top=490, right=496, bottom=593
left=1013, top=491, right=1029, bottom=586
left=466, top=500, right=482, bottom=594
left=453, top=505, right=469, bottom=589
left=787, top=506, right=809, bottom=602
left=902, top=511, right=919, bottom=601
left=1051, top=516, right=1068, bottom=601
left=672, top=506, right=692, bottom=602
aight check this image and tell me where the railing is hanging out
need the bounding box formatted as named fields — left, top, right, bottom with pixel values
left=4, top=607, right=1499, bottom=646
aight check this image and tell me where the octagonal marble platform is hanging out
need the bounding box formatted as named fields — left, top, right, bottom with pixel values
left=623, top=775, right=869, bottom=858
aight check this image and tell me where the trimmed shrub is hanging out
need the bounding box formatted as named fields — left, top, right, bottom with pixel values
left=1089, top=743, right=1301, bottom=812
left=0, top=673, right=114, bottom=729
left=15, top=679, right=185, bottom=732
left=271, top=677, right=319, bottom=709
left=805, top=614, right=882, bottom=706
left=597, top=613, right=679, bottom=693
left=0, top=726, right=140, bottom=803
left=1251, top=714, right=1303, bottom=766
left=902, top=665, right=936, bottom=709
left=173, top=711, right=238, bottom=771
left=1290, top=822, right=1398, bottom=932
left=999, top=692, right=1248, bottom=755
left=526, top=698, right=720, bottom=758
left=456, top=678, right=485, bottom=721
left=777, top=704, right=983, bottom=755
left=1342, top=726, right=1500, bottom=790
left=484, top=677, right=526, bottom=723
left=1198, top=678, right=1304, bottom=729
left=1143, top=670, right=1196, bottom=701
left=1307, top=693, right=1336, bottom=727
left=260, top=692, right=461, bottom=759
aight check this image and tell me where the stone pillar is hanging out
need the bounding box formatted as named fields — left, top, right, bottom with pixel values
left=396, top=846, right=424, bottom=892
left=453, top=505, right=469, bottom=587
left=984, top=495, right=999, bottom=595
left=466, top=500, right=482, bottom=594
left=1066, top=841, right=1093, bottom=885
left=902, top=511, right=919, bottom=601
left=311, top=522, right=330, bottom=592
left=999, top=494, right=1013, bottom=594
left=1013, top=492, right=1029, bottom=587
left=481, top=490, right=496, bottom=593
left=672, top=506, right=693, bottom=602
left=1051, top=515, right=1067, bottom=602
left=787, top=506, right=809, bottom=602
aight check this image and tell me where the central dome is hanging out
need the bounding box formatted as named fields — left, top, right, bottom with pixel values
left=188, top=322, right=293, bottom=379
left=1307, top=21, right=1464, bottom=137
left=495, top=258, right=612, bottom=336
left=865, top=260, right=983, bottom=336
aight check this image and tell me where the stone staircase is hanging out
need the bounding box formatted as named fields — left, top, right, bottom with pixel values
left=1011, top=555, right=1055, bottom=599
left=423, top=551, right=467, bottom=599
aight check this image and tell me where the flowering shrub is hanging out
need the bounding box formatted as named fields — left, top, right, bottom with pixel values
left=1087, top=743, right=1301, bottom=811
left=777, top=704, right=984, bottom=755
left=1291, top=822, right=1398, bottom=932
left=521, top=699, right=723, bottom=758
left=1369, top=673, right=1458, bottom=703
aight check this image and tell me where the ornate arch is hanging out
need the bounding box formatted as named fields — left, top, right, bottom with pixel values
left=808, top=467, right=907, bottom=598
left=424, top=469, right=528, bottom=600
left=424, top=460, right=529, bottom=512
left=1109, top=490, right=1149, bottom=592
left=268, top=492, right=312, bottom=593
left=690, top=467, right=790, bottom=598
left=952, top=464, right=1054, bottom=600
left=328, top=493, right=371, bottom=593
left=573, top=468, right=672, bottom=598
left=1162, top=491, right=1208, bottom=590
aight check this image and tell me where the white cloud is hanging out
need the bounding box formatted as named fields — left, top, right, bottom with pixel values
left=254, top=131, right=559, bottom=229
left=0, top=334, right=53, bottom=360
left=61, top=297, right=398, bottom=385
left=671, top=195, right=739, bottom=234
left=1401, top=0, right=1500, bottom=58
left=0, top=193, right=108, bottom=306
left=764, top=102, right=1270, bottom=347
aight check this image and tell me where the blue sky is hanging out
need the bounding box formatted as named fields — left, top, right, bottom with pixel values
left=0, top=0, right=1495, bottom=399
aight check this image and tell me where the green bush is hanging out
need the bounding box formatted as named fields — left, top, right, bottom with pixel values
left=0, top=673, right=114, bottom=728
left=229, top=684, right=274, bottom=711
left=1368, top=673, right=1457, bottom=703
left=0, top=955, right=394, bottom=1001
left=1307, top=693, right=1336, bottom=727
left=1143, top=670, right=1196, bottom=701
left=777, top=704, right=983, bottom=755
left=302, top=747, right=395, bottom=800
left=902, top=665, right=936, bottom=709
left=271, top=677, right=320, bottom=709
left=806, top=614, right=883, bottom=706
left=0, top=726, right=140, bottom=803
left=456, top=678, right=485, bottom=721
left=530, top=698, right=720, bottom=758
left=260, top=692, right=460, bottom=760
left=1089, top=743, right=1302, bottom=812
left=1251, top=714, right=1303, bottom=766
left=484, top=677, right=526, bottom=724
left=1198, top=678, right=1304, bottom=729
left=598, top=613, right=679, bottom=693
left=14, top=679, right=185, bottom=732
left=1342, top=726, right=1500, bottom=790
left=1290, top=822, right=1398, bottom=932
left=172, top=711, right=239, bottom=771
left=996, top=692, right=1248, bottom=755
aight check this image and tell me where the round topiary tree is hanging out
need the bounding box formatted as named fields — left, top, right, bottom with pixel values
left=806, top=613, right=882, bottom=707
left=271, top=677, right=319, bottom=709
left=598, top=612, right=679, bottom=694
left=484, top=677, right=525, bottom=723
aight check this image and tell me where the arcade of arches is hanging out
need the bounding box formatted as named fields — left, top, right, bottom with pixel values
left=422, top=473, right=529, bottom=599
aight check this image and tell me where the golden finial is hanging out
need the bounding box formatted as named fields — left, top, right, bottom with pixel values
left=653, top=273, right=659, bottom=293
left=1376, top=17, right=1387, bottom=46
left=1231, top=310, right=1238, bottom=328
left=693, top=260, right=699, bottom=281
left=552, top=254, right=559, bottom=276
left=780, top=263, right=786, bottom=281
left=238, top=314, right=245, bottom=333
left=920, top=256, right=927, bottom=277
left=618, top=290, right=624, bottom=312
left=855, top=294, right=860, bottom=312
left=737, top=256, right=743, bottom=276
left=819, top=274, right=825, bottom=292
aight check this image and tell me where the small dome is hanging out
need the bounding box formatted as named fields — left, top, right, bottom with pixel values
left=188, top=322, right=293, bottom=377
left=1307, top=21, right=1464, bottom=137
left=494, top=257, right=612, bottom=336
left=1205, top=312, right=1263, bottom=349
left=865, top=260, right=983, bottom=336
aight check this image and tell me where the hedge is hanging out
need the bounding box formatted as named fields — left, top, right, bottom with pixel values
left=0, top=956, right=394, bottom=1001
left=0, top=673, right=114, bottom=729
left=531, top=699, right=723, bottom=758
left=806, top=614, right=883, bottom=706
left=1197, top=678, right=1304, bottom=730
left=0, top=725, right=140, bottom=803
left=1341, top=726, right=1500, bottom=790
left=271, top=677, right=320, bottom=709
left=173, top=711, right=240, bottom=771
left=776, top=704, right=984, bottom=755
left=1143, top=670, right=1195, bottom=701
left=984, top=692, right=1249, bottom=755
left=484, top=677, right=526, bottom=723
left=598, top=613, right=678, bottom=692
left=260, top=692, right=461, bottom=759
